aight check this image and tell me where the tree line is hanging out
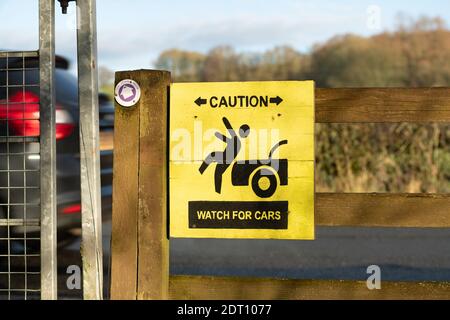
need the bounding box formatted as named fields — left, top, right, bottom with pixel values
left=153, top=17, right=450, bottom=193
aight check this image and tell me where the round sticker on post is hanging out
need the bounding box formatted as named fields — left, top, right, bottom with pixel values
left=115, top=79, right=141, bottom=107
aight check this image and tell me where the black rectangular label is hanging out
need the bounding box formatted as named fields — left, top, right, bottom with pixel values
left=188, top=201, right=288, bottom=229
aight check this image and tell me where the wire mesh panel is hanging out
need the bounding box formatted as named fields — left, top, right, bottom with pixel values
left=0, top=51, right=41, bottom=300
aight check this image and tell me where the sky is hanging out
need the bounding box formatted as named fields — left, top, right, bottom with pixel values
left=1, top=0, right=450, bottom=73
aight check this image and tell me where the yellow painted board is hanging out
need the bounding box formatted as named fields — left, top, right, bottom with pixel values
left=169, top=81, right=315, bottom=239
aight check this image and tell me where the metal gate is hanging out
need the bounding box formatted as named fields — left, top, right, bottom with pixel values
left=0, top=51, right=44, bottom=300
left=1, top=0, right=103, bottom=300
left=0, top=2, right=58, bottom=298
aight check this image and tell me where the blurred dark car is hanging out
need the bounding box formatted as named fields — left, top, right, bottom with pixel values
left=0, top=54, right=113, bottom=244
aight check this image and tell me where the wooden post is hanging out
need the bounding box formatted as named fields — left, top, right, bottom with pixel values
left=136, top=70, right=170, bottom=299
left=111, top=70, right=171, bottom=299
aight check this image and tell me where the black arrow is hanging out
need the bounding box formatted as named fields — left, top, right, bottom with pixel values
left=269, top=96, right=283, bottom=105
left=195, top=97, right=207, bottom=106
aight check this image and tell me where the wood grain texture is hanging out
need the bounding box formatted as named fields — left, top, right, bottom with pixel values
left=316, top=193, right=450, bottom=227
left=136, top=70, right=171, bottom=300
left=169, top=275, right=450, bottom=300
left=110, top=71, right=140, bottom=299
left=316, top=87, right=450, bottom=122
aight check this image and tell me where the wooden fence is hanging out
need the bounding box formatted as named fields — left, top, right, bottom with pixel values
left=110, top=70, right=450, bottom=300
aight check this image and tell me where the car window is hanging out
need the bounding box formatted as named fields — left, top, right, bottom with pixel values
left=0, top=68, right=79, bottom=106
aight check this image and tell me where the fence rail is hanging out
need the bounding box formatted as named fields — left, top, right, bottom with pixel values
left=169, top=276, right=450, bottom=300
left=316, top=87, right=450, bottom=122
left=316, top=193, right=450, bottom=228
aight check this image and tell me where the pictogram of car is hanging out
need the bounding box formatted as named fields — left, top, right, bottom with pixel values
left=231, top=140, right=288, bottom=198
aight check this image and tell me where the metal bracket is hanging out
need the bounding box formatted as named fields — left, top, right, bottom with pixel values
left=57, top=0, right=76, bottom=14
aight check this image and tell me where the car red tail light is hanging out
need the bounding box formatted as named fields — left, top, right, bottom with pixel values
left=61, top=203, right=81, bottom=215
left=0, top=91, right=75, bottom=140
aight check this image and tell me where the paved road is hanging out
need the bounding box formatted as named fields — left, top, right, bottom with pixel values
left=170, top=226, right=450, bottom=281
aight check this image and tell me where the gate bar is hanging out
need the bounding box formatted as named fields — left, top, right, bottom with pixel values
left=76, top=0, right=103, bottom=300
left=39, top=0, right=57, bottom=300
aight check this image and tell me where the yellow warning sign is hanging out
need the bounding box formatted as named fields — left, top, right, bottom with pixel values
left=169, top=81, right=314, bottom=239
